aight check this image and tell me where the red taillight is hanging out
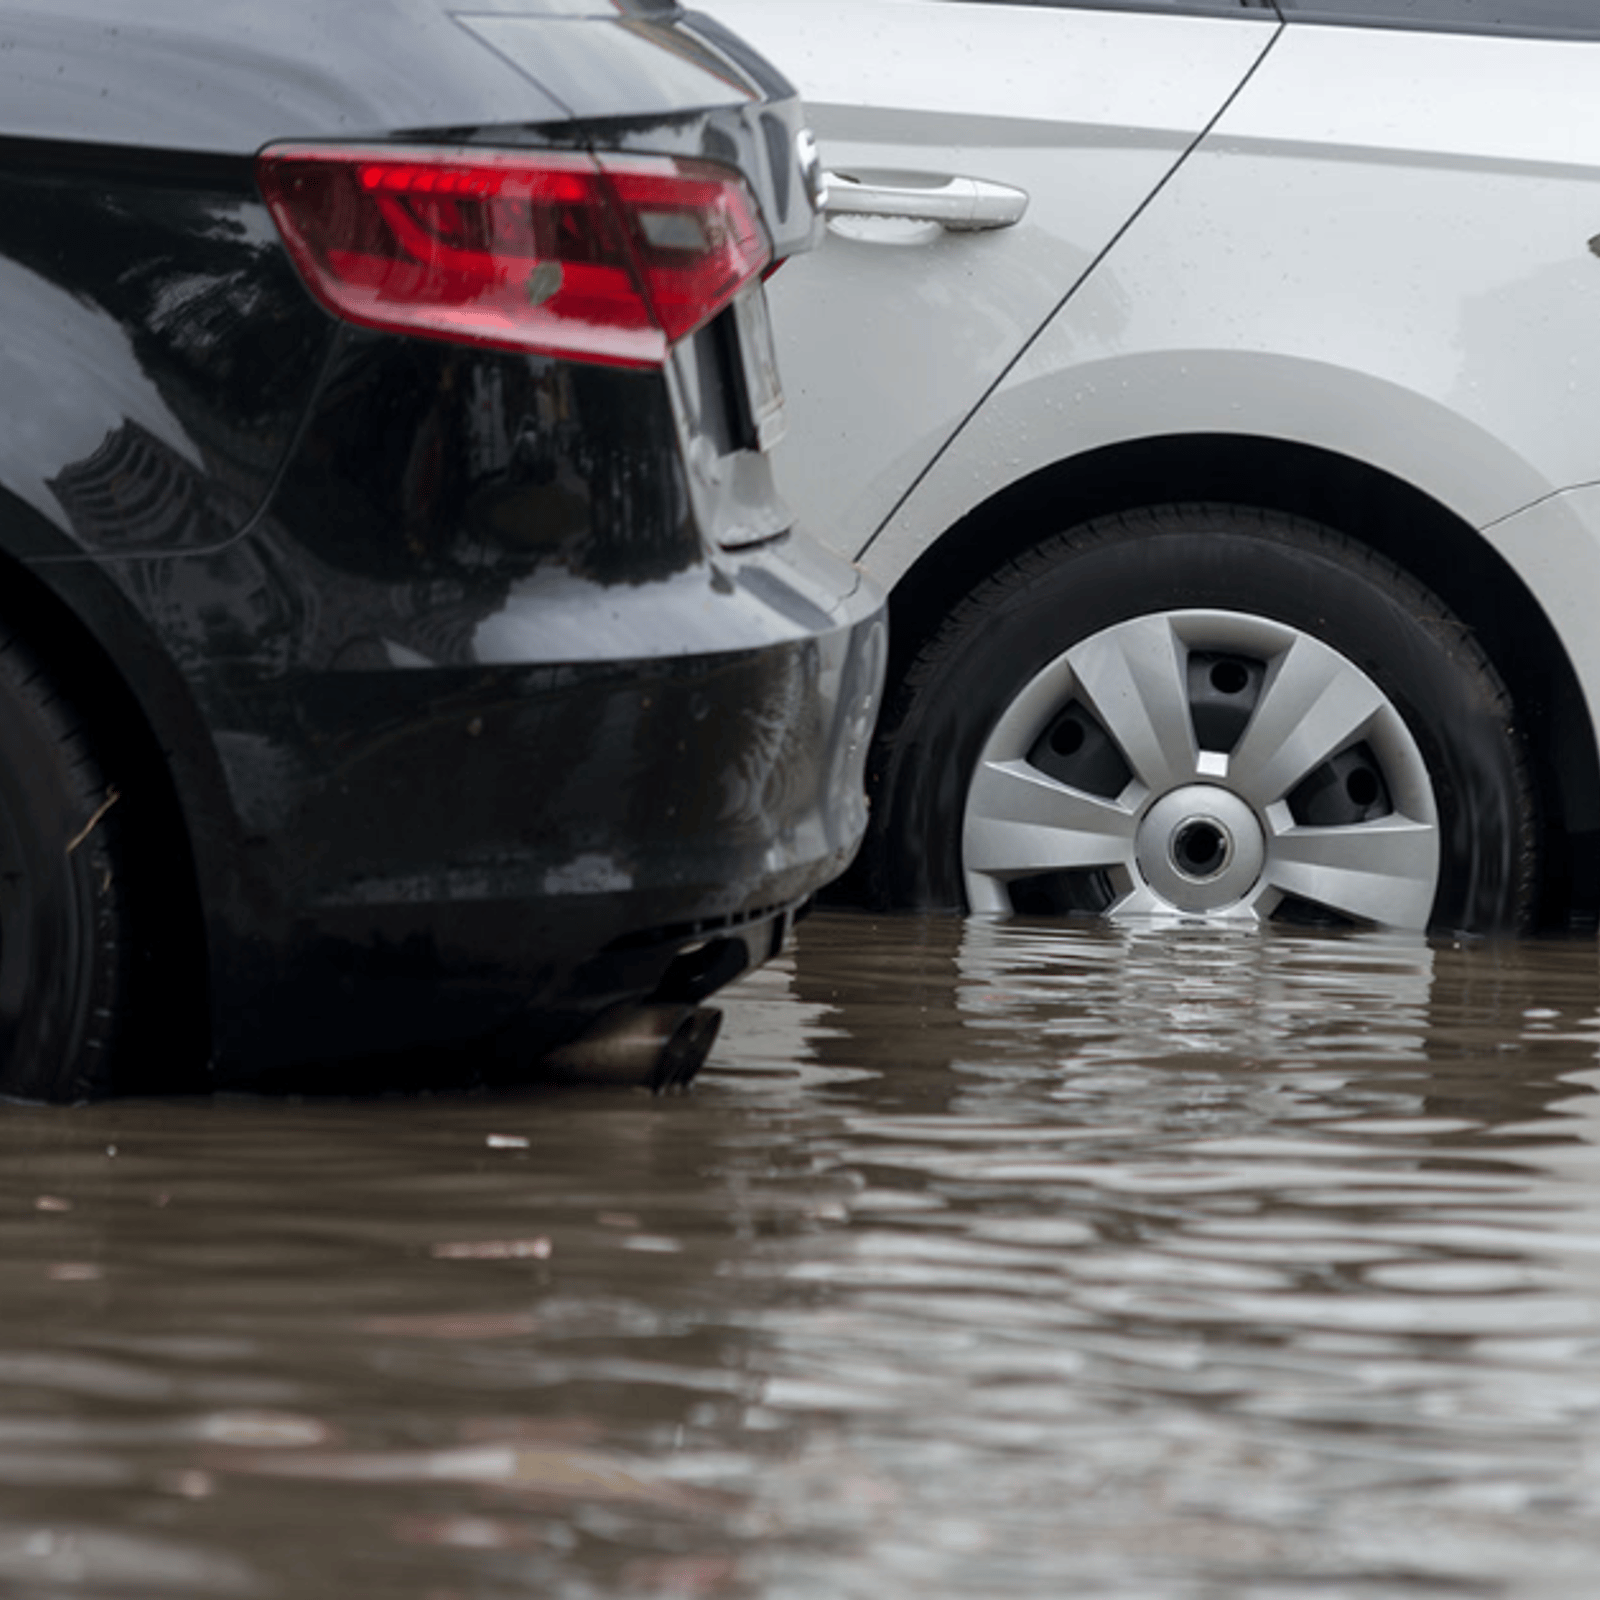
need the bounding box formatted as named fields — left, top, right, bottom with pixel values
left=256, top=145, right=772, bottom=369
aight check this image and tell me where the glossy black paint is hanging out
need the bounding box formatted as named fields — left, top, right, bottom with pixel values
left=0, top=145, right=321, bottom=559
left=0, top=3, right=817, bottom=261
left=0, top=1, right=878, bottom=1088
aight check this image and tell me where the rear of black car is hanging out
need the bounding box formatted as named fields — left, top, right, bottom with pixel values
left=0, top=0, right=883, bottom=1095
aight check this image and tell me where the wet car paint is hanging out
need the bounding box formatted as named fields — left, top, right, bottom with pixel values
left=0, top=0, right=879, bottom=1091
left=0, top=4, right=819, bottom=261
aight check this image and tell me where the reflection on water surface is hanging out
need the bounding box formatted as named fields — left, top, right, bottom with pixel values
left=2, top=912, right=1600, bottom=1597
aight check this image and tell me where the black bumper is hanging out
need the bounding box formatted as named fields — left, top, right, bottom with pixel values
left=27, top=320, right=882, bottom=1086
left=174, top=530, right=884, bottom=1080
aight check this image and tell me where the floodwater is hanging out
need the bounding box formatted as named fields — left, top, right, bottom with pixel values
left=6, top=912, right=1600, bottom=1599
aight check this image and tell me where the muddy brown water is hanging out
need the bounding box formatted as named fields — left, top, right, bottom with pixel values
left=5, top=910, right=1600, bottom=1598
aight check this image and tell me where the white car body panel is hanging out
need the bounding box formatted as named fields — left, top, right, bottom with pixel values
left=863, top=21, right=1600, bottom=590
left=707, top=0, right=1276, bottom=552
left=1484, top=484, right=1600, bottom=747
left=715, top=0, right=1600, bottom=930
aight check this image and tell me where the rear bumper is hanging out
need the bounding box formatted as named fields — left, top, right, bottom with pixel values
left=189, top=531, right=886, bottom=1079
left=25, top=311, right=879, bottom=1084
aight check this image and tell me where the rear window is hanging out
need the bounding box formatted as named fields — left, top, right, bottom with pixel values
left=1276, top=0, right=1600, bottom=34
left=917, top=2, right=1273, bottom=12
left=917, top=0, right=1598, bottom=30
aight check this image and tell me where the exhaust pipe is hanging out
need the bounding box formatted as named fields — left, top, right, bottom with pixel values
left=539, top=1004, right=722, bottom=1091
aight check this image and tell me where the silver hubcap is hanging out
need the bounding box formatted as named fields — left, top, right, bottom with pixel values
left=961, top=610, right=1441, bottom=930
left=1137, top=785, right=1266, bottom=912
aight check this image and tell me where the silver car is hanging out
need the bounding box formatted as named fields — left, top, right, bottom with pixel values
left=714, top=0, right=1600, bottom=936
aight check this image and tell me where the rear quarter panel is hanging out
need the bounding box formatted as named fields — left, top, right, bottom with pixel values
left=869, top=22, right=1600, bottom=574
left=710, top=0, right=1276, bottom=553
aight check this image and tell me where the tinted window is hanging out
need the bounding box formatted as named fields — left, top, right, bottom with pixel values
left=917, top=0, right=1597, bottom=28
left=918, top=2, right=1273, bottom=12
left=921, top=0, right=1597, bottom=30
left=1276, top=0, right=1600, bottom=32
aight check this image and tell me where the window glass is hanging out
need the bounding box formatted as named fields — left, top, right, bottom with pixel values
left=917, top=2, right=1272, bottom=13
left=919, top=0, right=1597, bottom=31
left=1276, top=0, right=1600, bottom=33
left=916, top=0, right=1596, bottom=30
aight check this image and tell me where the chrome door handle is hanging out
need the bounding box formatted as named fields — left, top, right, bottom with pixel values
left=823, top=170, right=1029, bottom=232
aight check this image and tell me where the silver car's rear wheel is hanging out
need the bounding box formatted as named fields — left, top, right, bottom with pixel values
left=962, top=610, right=1440, bottom=928
left=861, top=506, right=1537, bottom=934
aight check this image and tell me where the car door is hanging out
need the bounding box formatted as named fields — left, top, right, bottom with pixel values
left=706, top=0, right=1279, bottom=558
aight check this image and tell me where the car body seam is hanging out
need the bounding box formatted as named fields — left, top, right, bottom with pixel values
left=850, top=14, right=1287, bottom=569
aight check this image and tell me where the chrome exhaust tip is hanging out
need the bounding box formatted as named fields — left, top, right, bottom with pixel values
left=539, top=1003, right=722, bottom=1092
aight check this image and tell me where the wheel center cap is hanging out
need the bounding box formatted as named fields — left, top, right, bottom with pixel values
left=1135, top=785, right=1266, bottom=913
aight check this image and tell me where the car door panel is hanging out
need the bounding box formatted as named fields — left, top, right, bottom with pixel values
left=706, top=0, right=1277, bottom=555
left=870, top=19, right=1600, bottom=572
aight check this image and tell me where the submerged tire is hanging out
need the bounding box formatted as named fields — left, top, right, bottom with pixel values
left=862, top=506, right=1537, bottom=934
left=0, top=629, right=127, bottom=1101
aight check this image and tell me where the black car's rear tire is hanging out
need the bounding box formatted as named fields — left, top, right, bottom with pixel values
left=0, top=629, right=127, bottom=1101
left=861, top=505, right=1537, bottom=935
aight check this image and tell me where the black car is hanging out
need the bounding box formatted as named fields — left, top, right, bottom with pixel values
left=0, top=0, right=885, bottom=1100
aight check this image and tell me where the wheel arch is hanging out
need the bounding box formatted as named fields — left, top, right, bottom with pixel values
left=872, top=433, right=1600, bottom=930
left=0, top=535, right=217, bottom=1079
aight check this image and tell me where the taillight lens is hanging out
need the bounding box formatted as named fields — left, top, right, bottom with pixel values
left=256, top=145, right=772, bottom=369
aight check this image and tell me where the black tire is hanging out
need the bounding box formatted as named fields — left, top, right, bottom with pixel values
left=861, top=506, right=1537, bottom=935
left=0, top=628, right=128, bottom=1101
